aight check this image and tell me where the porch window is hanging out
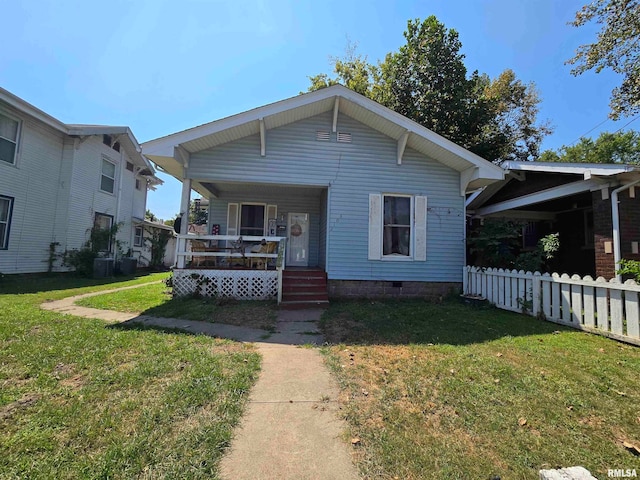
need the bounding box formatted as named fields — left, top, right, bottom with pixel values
left=100, top=158, right=116, bottom=194
left=0, top=195, right=14, bottom=249
left=240, top=204, right=265, bottom=236
left=93, top=213, right=114, bottom=253
left=0, top=112, right=20, bottom=165
left=383, top=195, right=412, bottom=257
left=134, top=226, right=144, bottom=247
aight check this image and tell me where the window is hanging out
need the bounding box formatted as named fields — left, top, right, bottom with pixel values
left=383, top=195, right=412, bottom=256
left=0, top=195, right=14, bottom=249
left=240, top=204, right=265, bottom=236
left=0, top=113, right=19, bottom=165
left=134, top=226, right=144, bottom=247
left=135, top=178, right=142, bottom=190
left=100, top=158, right=116, bottom=193
left=126, top=161, right=134, bottom=172
left=369, top=194, right=427, bottom=262
left=93, top=213, right=114, bottom=252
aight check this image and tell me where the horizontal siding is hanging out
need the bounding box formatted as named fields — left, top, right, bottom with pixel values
left=0, top=103, right=66, bottom=274
left=191, top=111, right=463, bottom=282
left=209, top=189, right=323, bottom=267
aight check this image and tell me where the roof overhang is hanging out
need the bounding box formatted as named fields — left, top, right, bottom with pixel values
left=468, top=160, right=640, bottom=216
left=0, top=87, right=161, bottom=185
left=142, top=84, right=504, bottom=196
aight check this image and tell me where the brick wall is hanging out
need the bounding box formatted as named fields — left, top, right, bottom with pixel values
left=328, top=280, right=461, bottom=301
left=592, top=187, right=640, bottom=279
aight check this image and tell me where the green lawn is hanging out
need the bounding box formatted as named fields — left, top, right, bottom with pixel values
left=76, top=281, right=278, bottom=331
left=0, top=273, right=260, bottom=479
left=320, top=299, right=640, bottom=480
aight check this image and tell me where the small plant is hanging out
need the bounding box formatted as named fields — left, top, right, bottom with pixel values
left=617, top=259, right=640, bottom=282
left=47, top=242, right=60, bottom=273
left=63, top=223, right=122, bottom=276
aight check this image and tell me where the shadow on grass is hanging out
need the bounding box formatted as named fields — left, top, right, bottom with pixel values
left=0, top=271, right=160, bottom=295
left=320, top=298, right=569, bottom=346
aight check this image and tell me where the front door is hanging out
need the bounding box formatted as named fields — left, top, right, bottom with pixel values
left=287, top=213, right=309, bottom=267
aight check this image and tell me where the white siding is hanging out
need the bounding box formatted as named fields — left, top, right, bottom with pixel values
left=0, top=103, right=67, bottom=273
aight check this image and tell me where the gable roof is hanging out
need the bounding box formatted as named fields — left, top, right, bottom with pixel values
left=142, top=84, right=504, bottom=194
left=0, top=87, right=160, bottom=184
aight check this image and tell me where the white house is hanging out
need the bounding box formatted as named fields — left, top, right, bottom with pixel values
left=0, top=87, right=164, bottom=274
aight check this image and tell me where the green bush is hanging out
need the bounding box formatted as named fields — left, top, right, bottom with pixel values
left=617, top=259, right=640, bottom=282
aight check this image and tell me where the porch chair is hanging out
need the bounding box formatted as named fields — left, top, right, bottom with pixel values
left=190, top=240, right=210, bottom=267
left=250, top=241, right=278, bottom=269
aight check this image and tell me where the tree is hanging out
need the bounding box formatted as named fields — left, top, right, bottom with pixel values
left=567, top=0, right=640, bottom=119
left=307, top=17, right=552, bottom=163
left=145, top=209, right=157, bottom=222
left=189, top=200, right=208, bottom=225
left=539, top=130, right=640, bottom=164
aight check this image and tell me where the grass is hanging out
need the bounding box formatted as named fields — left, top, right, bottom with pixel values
left=0, top=273, right=261, bottom=479
left=320, top=299, right=640, bottom=480
left=75, top=281, right=278, bottom=332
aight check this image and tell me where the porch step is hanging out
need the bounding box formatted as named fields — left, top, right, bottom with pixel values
left=281, top=269, right=328, bottom=308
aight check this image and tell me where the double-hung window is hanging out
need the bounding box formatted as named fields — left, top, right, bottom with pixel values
left=368, top=193, right=427, bottom=261
left=134, top=226, right=144, bottom=247
left=0, top=195, right=14, bottom=249
left=240, top=204, right=265, bottom=236
left=383, top=195, right=412, bottom=256
left=0, top=113, right=19, bottom=165
left=100, top=158, right=116, bottom=194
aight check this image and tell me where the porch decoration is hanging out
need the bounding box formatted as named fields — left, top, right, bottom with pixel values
left=290, top=223, right=302, bottom=237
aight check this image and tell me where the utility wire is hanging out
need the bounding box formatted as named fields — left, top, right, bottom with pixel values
left=612, top=114, right=640, bottom=134
left=567, top=117, right=610, bottom=146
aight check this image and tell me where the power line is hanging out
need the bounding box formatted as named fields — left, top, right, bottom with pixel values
left=567, top=117, right=610, bottom=146
left=612, top=114, right=640, bottom=134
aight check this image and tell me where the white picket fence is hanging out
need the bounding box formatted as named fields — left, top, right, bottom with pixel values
left=463, top=266, right=640, bottom=346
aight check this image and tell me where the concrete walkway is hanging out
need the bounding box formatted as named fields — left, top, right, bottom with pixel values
left=41, top=284, right=360, bottom=480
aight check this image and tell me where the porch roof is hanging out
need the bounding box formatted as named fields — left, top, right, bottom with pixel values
left=467, top=160, right=640, bottom=217
left=142, top=85, right=504, bottom=197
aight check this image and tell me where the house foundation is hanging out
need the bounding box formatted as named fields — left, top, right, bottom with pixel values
left=328, top=280, right=461, bottom=301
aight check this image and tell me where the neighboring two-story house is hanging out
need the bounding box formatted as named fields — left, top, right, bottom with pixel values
left=0, top=87, right=163, bottom=274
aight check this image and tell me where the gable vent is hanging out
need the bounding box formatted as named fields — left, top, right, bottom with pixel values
left=337, top=132, right=352, bottom=143
left=316, top=130, right=330, bottom=141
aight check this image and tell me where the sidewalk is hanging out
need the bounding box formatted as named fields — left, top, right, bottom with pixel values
left=41, top=286, right=360, bottom=480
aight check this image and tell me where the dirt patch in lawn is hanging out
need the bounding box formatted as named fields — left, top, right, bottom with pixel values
left=0, top=393, right=41, bottom=420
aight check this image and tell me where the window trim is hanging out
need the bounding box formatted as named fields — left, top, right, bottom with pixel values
left=0, top=111, right=21, bottom=167
left=0, top=195, right=14, bottom=250
left=381, top=193, right=414, bottom=260
left=133, top=225, right=144, bottom=247
left=100, top=157, right=117, bottom=194
left=93, top=212, right=114, bottom=253
left=239, top=202, right=267, bottom=236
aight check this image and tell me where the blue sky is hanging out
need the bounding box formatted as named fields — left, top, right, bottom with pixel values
left=2, top=0, right=635, bottom=221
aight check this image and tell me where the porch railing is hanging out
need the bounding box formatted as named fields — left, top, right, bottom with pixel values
left=174, top=235, right=287, bottom=303
left=175, top=234, right=286, bottom=269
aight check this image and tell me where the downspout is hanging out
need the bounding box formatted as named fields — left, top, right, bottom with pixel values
left=612, top=179, right=640, bottom=281
left=114, top=146, right=125, bottom=264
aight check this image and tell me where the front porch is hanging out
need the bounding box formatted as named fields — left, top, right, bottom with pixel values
left=173, top=234, right=329, bottom=306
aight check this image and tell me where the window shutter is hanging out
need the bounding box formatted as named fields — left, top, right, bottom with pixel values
left=368, top=194, right=382, bottom=260
left=414, top=195, right=427, bottom=261
left=266, top=205, right=277, bottom=234
left=227, top=203, right=239, bottom=236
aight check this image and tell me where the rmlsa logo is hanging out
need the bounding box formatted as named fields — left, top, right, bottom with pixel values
left=608, top=470, right=638, bottom=478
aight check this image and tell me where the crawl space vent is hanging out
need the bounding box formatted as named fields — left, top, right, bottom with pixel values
left=316, top=130, right=330, bottom=141
left=337, top=132, right=352, bottom=143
